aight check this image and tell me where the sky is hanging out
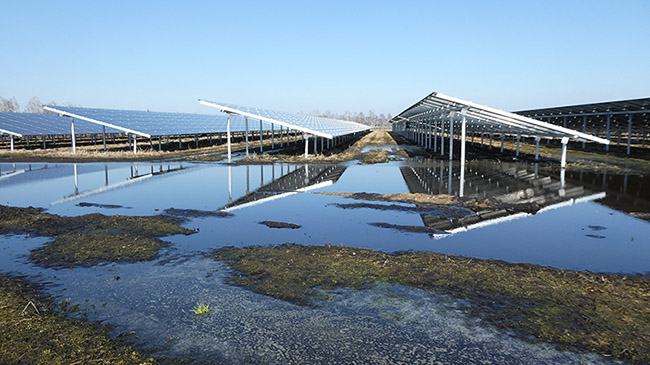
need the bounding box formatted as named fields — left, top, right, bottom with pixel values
left=1, top=1, right=648, bottom=116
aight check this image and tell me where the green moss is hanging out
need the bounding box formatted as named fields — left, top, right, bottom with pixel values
left=0, top=204, right=193, bottom=267
left=213, top=244, right=650, bottom=363
left=0, top=275, right=156, bottom=364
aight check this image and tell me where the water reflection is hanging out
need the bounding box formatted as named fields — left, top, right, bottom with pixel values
left=51, top=164, right=188, bottom=206
left=401, top=160, right=606, bottom=235
left=221, top=164, right=346, bottom=211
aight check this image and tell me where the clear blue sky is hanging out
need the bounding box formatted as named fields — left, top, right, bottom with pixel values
left=1, top=1, right=648, bottom=115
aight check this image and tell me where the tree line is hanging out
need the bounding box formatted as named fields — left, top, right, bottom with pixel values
left=314, top=110, right=393, bottom=126
left=0, top=96, right=76, bottom=113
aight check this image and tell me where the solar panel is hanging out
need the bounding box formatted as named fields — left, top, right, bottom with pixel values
left=199, top=100, right=371, bottom=138
left=391, top=92, right=609, bottom=144
left=0, top=112, right=119, bottom=137
left=43, top=106, right=275, bottom=137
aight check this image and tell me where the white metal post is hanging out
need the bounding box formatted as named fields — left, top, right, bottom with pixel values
left=71, top=118, right=76, bottom=154
left=244, top=116, right=249, bottom=157
left=449, top=117, right=454, bottom=161
left=133, top=134, right=137, bottom=154
left=440, top=119, right=445, bottom=157
left=534, top=137, right=540, bottom=160
left=259, top=120, right=263, bottom=152
left=10, top=136, right=14, bottom=151
left=227, top=115, right=232, bottom=162
left=433, top=118, right=438, bottom=152
left=560, top=137, right=569, bottom=168
left=304, top=132, right=309, bottom=158
left=460, top=113, right=466, bottom=167
left=102, top=126, right=106, bottom=151
left=516, top=134, right=520, bottom=157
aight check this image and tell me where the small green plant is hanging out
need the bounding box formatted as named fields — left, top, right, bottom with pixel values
left=191, top=302, right=210, bottom=315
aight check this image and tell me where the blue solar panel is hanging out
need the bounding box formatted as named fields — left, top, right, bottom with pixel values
left=0, top=112, right=119, bottom=137
left=45, top=106, right=275, bottom=137
left=199, top=100, right=371, bottom=138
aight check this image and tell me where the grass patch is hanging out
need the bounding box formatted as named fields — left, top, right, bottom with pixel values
left=213, top=244, right=650, bottom=363
left=0, top=205, right=193, bottom=268
left=191, top=303, right=211, bottom=315
left=259, top=221, right=301, bottom=229
left=0, top=275, right=156, bottom=363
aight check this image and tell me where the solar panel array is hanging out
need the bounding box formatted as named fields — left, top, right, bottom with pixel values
left=0, top=112, right=119, bottom=137
left=44, top=106, right=275, bottom=137
left=514, top=98, right=650, bottom=136
left=200, top=100, right=371, bottom=139
left=391, top=92, right=609, bottom=144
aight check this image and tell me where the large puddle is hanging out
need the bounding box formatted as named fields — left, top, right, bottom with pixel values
left=1, top=159, right=649, bottom=363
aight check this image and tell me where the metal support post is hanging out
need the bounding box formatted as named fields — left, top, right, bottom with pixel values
left=271, top=123, right=275, bottom=149
left=244, top=116, right=249, bottom=157
left=440, top=119, right=445, bottom=157
left=534, top=137, right=540, bottom=160
left=71, top=118, right=76, bottom=154
left=560, top=137, right=569, bottom=168
left=582, top=116, right=587, bottom=149
left=500, top=134, right=504, bottom=152
left=606, top=114, right=611, bottom=152
left=10, top=136, right=14, bottom=151
left=259, top=120, right=263, bottom=152
left=227, top=115, right=232, bottom=162
left=460, top=111, right=466, bottom=198
left=489, top=133, right=493, bottom=149
left=449, top=117, right=454, bottom=161
left=102, top=126, right=106, bottom=151
left=132, top=134, right=137, bottom=154
left=304, top=132, right=309, bottom=158
left=433, top=119, right=438, bottom=152
left=627, top=115, right=632, bottom=155
left=516, top=134, right=520, bottom=157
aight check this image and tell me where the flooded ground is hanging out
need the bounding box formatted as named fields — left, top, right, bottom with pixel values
left=1, top=157, right=649, bottom=363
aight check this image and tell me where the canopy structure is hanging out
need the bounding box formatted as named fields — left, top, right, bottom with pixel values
left=199, top=100, right=370, bottom=139
left=43, top=105, right=266, bottom=138
left=390, top=92, right=610, bottom=171
left=0, top=112, right=120, bottom=151
left=43, top=105, right=278, bottom=155
left=514, top=97, right=650, bottom=154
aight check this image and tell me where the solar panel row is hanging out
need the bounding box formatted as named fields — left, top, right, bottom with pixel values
left=0, top=112, right=119, bottom=137
left=199, top=100, right=371, bottom=138
left=42, top=106, right=275, bottom=137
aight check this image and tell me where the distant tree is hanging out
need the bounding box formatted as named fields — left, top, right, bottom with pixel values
left=24, top=96, right=43, bottom=113
left=0, top=97, right=20, bottom=112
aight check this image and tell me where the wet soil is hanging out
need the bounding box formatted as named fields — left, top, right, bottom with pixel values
left=330, top=202, right=471, bottom=218
left=368, top=222, right=446, bottom=235
left=0, top=205, right=193, bottom=268
left=0, top=275, right=156, bottom=364
left=163, top=207, right=234, bottom=218
left=213, top=244, right=650, bottom=364
left=77, top=202, right=127, bottom=209
left=259, top=221, right=302, bottom=229
left=318, top=192, right=540, bottom=214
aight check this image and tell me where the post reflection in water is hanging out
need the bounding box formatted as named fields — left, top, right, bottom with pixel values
left=220, top=164, right=346, bottom=212
left=51, top=163, right=187, bottom=206
left=400, top=159, right=606, bottom=236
